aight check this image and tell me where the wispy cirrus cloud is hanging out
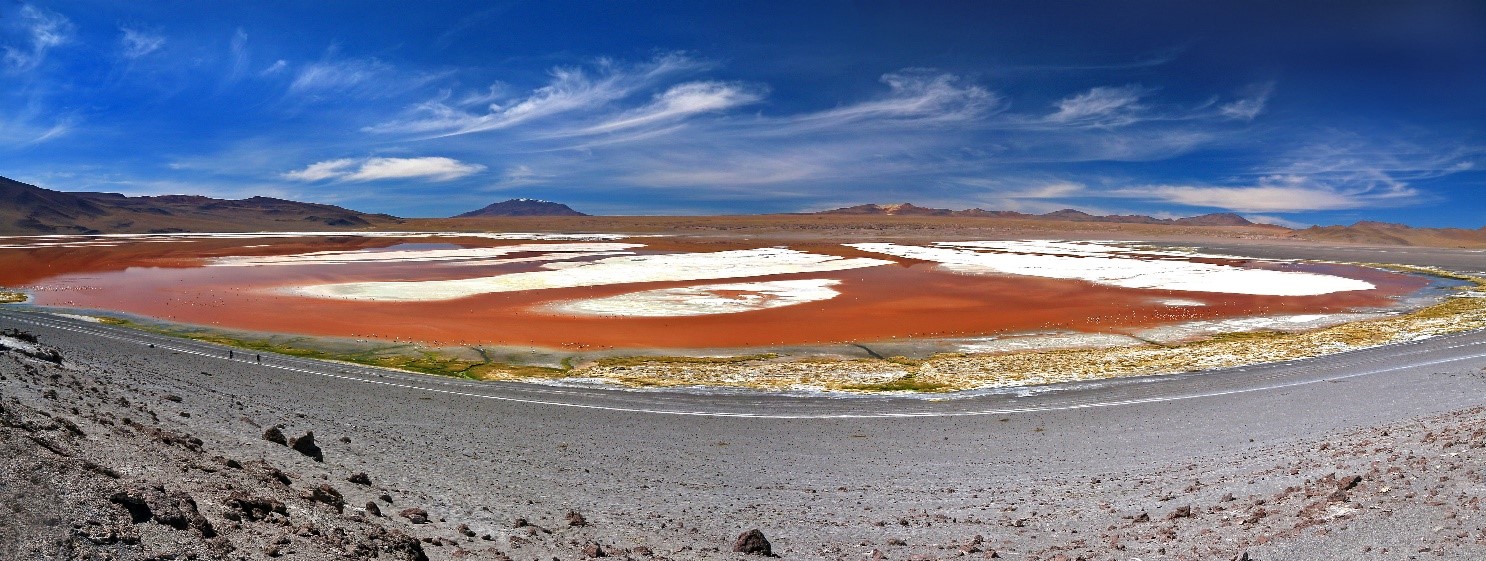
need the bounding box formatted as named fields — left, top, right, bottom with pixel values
left=1217, top=81, right=1274, bottom=121
left=782, top=70, right=1002, bottom=131
left=3, top=5, right=73, bottom=72
left=366, top=52, right=708, bottom=136
left=260, top=59, right=287, bottom=76
left=577, top=81, right=766, bottom=135
left=1113, top=179, right=1417, bottom=212
left=224, top=28, right=251, bottom=82
left=288, top=57, right=392, bottom=94
left=283, top=157, right=486, bottom=182
left=1106, top=137, right=1482, bottom=213
left=1046, top=85, right=1148, bottom=126
left=119, top=28, right=164, bottom=59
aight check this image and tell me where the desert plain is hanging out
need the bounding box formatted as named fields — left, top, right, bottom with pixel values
left=3, top=215, right=1486, bottom=561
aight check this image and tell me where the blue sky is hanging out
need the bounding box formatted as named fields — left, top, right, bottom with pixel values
left=2, top=1, right=1483, bottom=226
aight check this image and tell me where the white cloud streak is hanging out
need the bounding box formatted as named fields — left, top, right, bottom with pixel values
left=283, top=157, right=486, bottom=182
left=1046, top=85, right=1147, bottom=125
left=119, top=28, right=164, bottom=59
left=578, top=81, right=766, bottom=134
left=226, top=28, right=250, bottom=81
left=366, top=53, right=708, bottom=136
left=3, top=5, right=72, bottom=72
left=1114, top=176, right=1419, bottom=212
left=783, top=70, right=1001, bottom=130
left=1218, top=82, right=1274, bottom=120
left=289, top=57, right=391, bottom=94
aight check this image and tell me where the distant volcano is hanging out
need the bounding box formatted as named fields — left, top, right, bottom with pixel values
left=453, top=198, right=588, bottom=217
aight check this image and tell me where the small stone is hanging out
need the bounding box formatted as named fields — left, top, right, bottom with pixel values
left=1167, top=505, right=1193, bottom=520
left=400, top=508, right=430, bottom=524
left=733, top=529, right=772, bottom=556
left=583, top=542, right=606, bottom=558
left=262, top=425, right=287, bottom=445
left=288, top=431, right=323, bottom=462
left=302, top=484, right=344, bottom=513
left=566, top=510, right=587, bottom=527
left=347, top=472, right=371, bottom=486
left=365, top=502, right=382, bottom=517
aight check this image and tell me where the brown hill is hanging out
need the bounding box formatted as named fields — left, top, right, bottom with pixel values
left=0, top=176, right=402, bottom=235
left=1298, top=222, right=1486, bottom=248
left=1173, top=213, right=1254, bottom=226
left=453, top=199, right=588, bottom=218
left=817, top=203, right=1256, bottom=227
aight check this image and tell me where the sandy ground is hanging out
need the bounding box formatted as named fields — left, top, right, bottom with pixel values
left=4, top=306, right=1486, bottom=561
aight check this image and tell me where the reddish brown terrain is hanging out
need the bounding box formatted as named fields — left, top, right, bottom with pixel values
left=3, top=234, right=1423, bottom=350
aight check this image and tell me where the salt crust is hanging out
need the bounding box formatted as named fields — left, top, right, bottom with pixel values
left=547, top=279, right=842, bottom=317
left=954, top=332, right=1146, bottom=354
left=207, top=243, right=642, bottom=267
left=1133, top=313, right=1387, bottom=344
left=847, top=240, right=1374, bottom=296
left=295, top=248, right=892, bottom=302
left=0, top=335, right=44, bottom=355
left=1156, top=298, right=1207, bottom=307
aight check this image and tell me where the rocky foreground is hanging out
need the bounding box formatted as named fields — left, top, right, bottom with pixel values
left=4, top=324, right=1486, bottom=560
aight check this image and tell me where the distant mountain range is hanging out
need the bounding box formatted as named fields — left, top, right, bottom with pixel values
left=0, top=176, right=402, bottom=235
left=812, top=202, right=1486, bottom=247
left=817, top=202, right=1257, bottom=226
left=453, top=198, right=588, bottom=217
left=3, top=177, right=1483, bottom=248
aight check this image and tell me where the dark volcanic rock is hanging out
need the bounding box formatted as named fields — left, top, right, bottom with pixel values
left=348, top=472, right=372, bottom=486
left=111, top=485, right=215, bottom=536
left=223, top=492, right=287, bottom=521
left=109, top=489, right=153, bottom=523
left=289, top=430, right=323, bottom=462
left=262, top=425, right=287, bottom=445
left=361, top=527, right=430, bottom=561
left=304, top=483, right=346, bottom=512
left=732, top=528, right=773, bottom=556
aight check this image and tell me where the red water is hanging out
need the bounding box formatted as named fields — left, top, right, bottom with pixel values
left=5, top=236, right=1425, bottom=349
